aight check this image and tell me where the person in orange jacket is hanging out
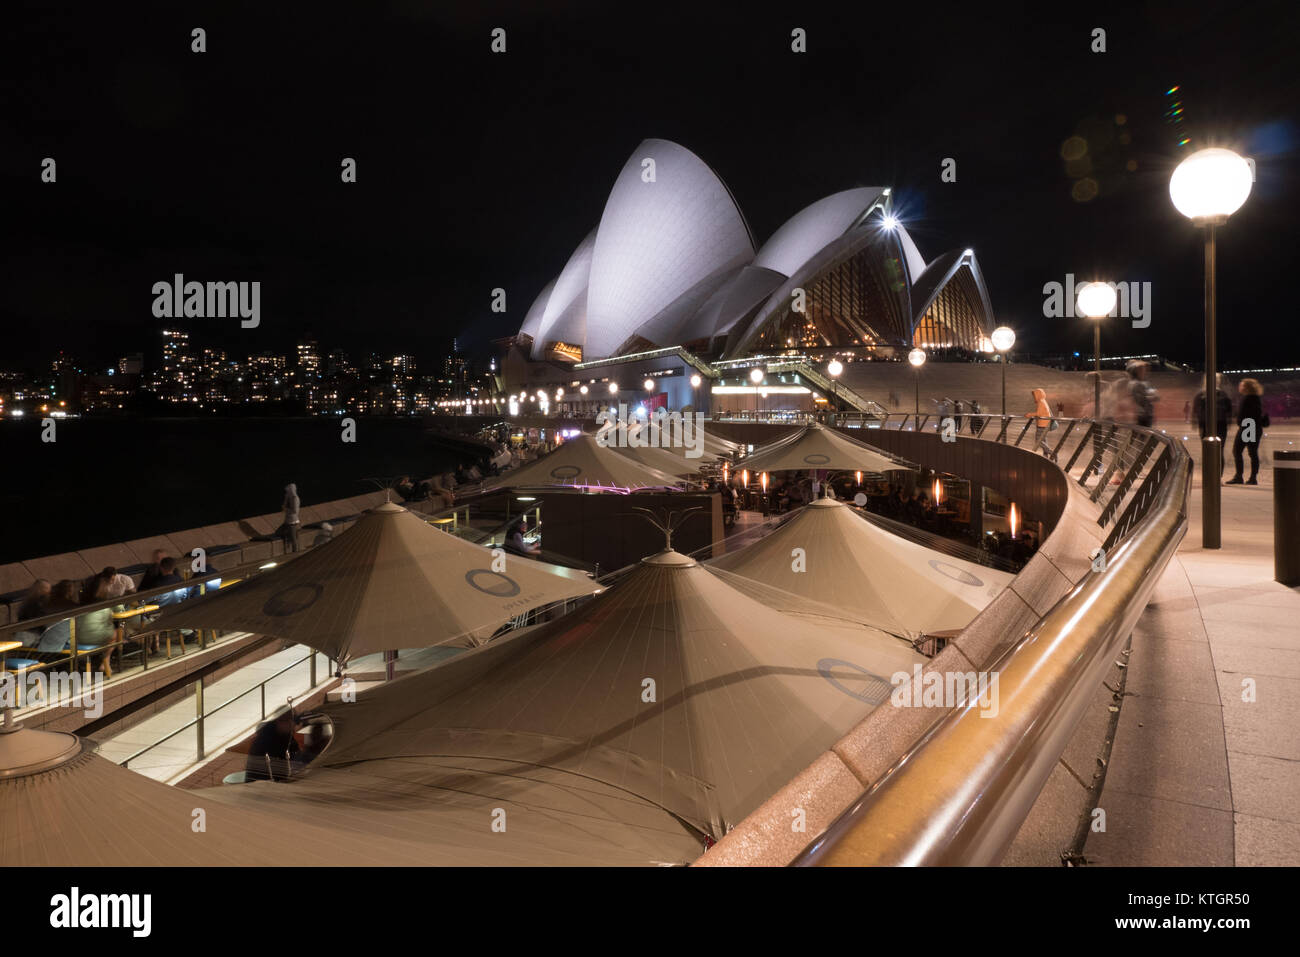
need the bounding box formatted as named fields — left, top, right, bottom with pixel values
left=1026, top=388, right=1056, bottom=460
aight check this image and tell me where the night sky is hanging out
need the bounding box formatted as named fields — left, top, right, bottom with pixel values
left=3, top=0, right=1298, bottom=374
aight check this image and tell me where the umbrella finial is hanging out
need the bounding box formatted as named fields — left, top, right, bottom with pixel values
left=629, top=505, right=704, bottom=551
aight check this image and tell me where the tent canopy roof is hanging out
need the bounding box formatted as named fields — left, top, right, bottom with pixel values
left=709, top=497, right=1012, bottom=637
left=485, top=433, right=683, bottom=490
left=150, top=502, right=599, bottom=662
left=303, top=548, right=923, bottom=843
left=740, top=424, right=910, bottom=475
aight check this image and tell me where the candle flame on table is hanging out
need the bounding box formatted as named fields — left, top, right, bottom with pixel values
left=856, top=470, right=862, bottom=485
left=1009, top=502, right=1018, bottom=538
left=760, top=472, right=768, bottom=491
left=933, top=479, right=942, bottom=504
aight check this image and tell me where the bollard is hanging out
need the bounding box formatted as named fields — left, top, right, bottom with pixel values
left=1276, top=450, right=1300, bottom=585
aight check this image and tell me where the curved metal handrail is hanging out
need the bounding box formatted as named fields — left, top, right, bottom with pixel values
left=793, top=428, right=1191, bottom=865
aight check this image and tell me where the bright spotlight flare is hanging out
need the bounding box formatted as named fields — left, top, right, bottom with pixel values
left=1076, top=280, right=1118, bottom=319
left=1169, top=147, right=1253, bottom=223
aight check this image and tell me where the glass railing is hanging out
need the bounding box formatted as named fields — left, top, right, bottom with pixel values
left=112, top=649, right=330, bottom=773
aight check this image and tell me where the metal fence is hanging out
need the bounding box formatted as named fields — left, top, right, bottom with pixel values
left=794, top=415, right=1191, bottom=865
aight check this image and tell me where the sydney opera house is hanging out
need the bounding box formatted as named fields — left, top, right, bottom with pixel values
left=502, top=138, right=996, bottom=405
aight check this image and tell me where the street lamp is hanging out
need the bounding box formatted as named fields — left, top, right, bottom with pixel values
left=749, top=366, right=765, bottom=420
left=1076, top=281, right=1117, bottom=418
left=827, top=358, right=843, bottom=425
left=991, top=325, right=1015, bottom=422
left=1171, top=146, right=1253, bottom=550
left=643, top=378, right=655, bottom=392
left=689, top=372, right=702, bottom=413
left=608, top=381, right=618, bottom=394
left=908, top=347, right=926, bottom=429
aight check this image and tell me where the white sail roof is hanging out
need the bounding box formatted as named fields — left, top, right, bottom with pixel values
left=584, top=139, right=755, bottom=359
left=753, top=187, right=885, bottom=277
left=532, top=229, right=596, bottom=359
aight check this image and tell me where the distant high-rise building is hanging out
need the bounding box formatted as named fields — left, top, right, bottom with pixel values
left=297, top=337, right=322, bottom=378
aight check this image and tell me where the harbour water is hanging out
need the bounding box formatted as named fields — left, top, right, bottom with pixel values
left=0, top=417, right=481, bottom=564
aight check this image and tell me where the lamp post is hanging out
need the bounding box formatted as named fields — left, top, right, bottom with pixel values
left=907, top=347, right=926, bottom=430
left=1076, top=281, right=1118, bottom=419
left=827, top=358, right=843, bottom=426
left=1171, top=147, right=1253, bottom=550
left=991, top=326, right=1015, bottom=426
left=690, top=372, right=702, bottom=414
left=749, top=366, right=764, bottom=420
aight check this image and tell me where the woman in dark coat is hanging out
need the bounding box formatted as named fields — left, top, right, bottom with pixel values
left=1227, top=378, right=1267, bottom=485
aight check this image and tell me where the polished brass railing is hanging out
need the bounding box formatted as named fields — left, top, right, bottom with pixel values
left=793, top=423, right=1191, bottom=865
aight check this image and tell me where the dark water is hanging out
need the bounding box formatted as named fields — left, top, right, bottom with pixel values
left=0, top=418, right=479, bottom=563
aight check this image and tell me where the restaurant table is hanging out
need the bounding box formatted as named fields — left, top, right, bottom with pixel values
left=0, top=639, right=24, bottom=672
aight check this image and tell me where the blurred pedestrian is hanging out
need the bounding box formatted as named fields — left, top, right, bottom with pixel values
left=1026, top=388, right=1056, bottom=460
left=282, top=483, right=301, bottom=553
left=1193, top=374, right=1233, bottom=478
left=1227, top=378, right=1267, bottom=485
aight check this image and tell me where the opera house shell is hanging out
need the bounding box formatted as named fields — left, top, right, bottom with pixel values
left=514, top=138, right=995, bottom=364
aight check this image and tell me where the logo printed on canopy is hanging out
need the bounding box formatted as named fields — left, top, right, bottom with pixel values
left=927, top=559, right=984, bottom=587
left=549, top=465, right=582, bottom=479
left=817, top=657, right=893, bottom=705
left=803, top=453, right=831, bottom=465
left=465, top=568, right=522, bottom=598
left=262, top=583, right=324, bottom=616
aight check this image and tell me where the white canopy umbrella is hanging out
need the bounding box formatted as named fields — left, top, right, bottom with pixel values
left=484, top=433, right=683, bottom=490
left=0, top=718, right=437, bottom=865
left=709, top=497, right=1013, bottom=637
left=268, top=547, right=924, bottom=849
left=741, top=423, right=909, bottom=475
left=150, top=502, right=600, bottom=664
left=594, top=420, right=709, bottom=477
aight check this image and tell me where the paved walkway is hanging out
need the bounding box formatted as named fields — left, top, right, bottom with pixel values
left=1087, top=426, right=1300, bottom=865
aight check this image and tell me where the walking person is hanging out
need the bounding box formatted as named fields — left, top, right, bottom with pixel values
left=1026, top=388, right=1056, bottom=460
left=282, top=483, right=301, bottom=553
left=1227, top=378, right=1267, bottom=485
left=1125, top=360, right=1158, bottom=427
left=968, top=399, right=983, bottom=435
left=1193, top=374, right=1233, bottom=479
left=953, top=399, right=964, bottom=433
